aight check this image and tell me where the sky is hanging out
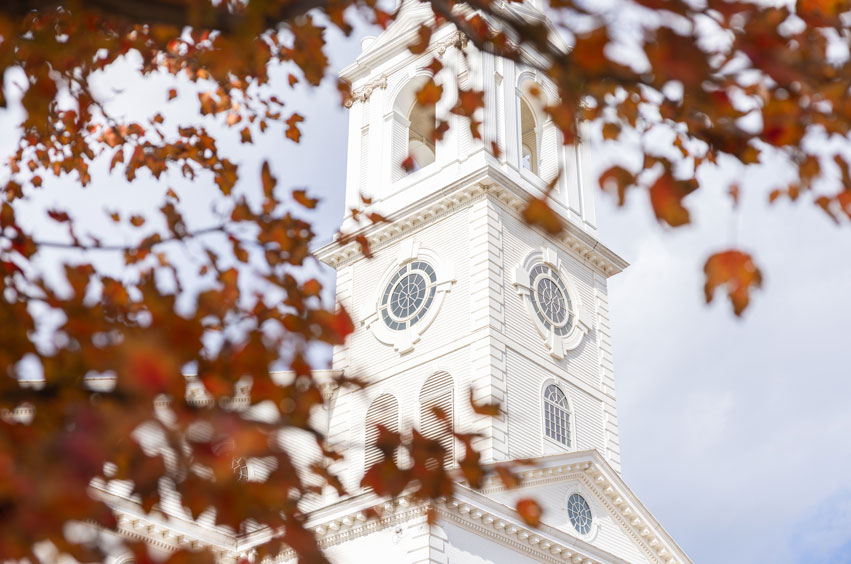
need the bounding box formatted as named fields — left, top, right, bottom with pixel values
left=2, top=6, right=850, bottom=564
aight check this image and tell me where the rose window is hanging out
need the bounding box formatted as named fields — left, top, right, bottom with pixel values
left=380, top=261, right=437, bottom=331
left=529, top=264, right=573, bottom=336
left=567, top=493, right=592, bottom=535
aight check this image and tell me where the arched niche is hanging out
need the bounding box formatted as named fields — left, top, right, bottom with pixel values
left=390, top=74, right=437, bottom=181
left=517, top=74, right=560, bottom=184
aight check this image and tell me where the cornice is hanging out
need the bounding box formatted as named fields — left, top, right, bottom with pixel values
left=92, top=450, right=690, bottom=564
left=315, top=168, right=628, bottom=278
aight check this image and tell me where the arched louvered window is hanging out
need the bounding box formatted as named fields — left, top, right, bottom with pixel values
left=364, top=394, right=399, bottom=472
left=543, top=384, right=571, bottom=447
left=419, top=372, right=454, bottom=468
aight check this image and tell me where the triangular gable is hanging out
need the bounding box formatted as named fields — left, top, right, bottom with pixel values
left=448, top=450, right=692, bottom=564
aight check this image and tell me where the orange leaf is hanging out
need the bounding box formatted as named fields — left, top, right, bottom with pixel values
left=602, top=122, right=621, bottom=140
left=285, top=113, right=304, bottom=143
left=469, top=389, right=501, bottom=416
left=494, top=465, right=520, bottom=489
left=703, top=250, right=763, bottom=316
left=409, top=25, right=432, bottom=54
left=571, top=27, right=609, bottom=74
left=522, top=197, right=563, bottom=234
left=649, top=172, right=696, bottom=227
left=303, top=278, right=322, bottom=296
left=599, top=166, right=635, bottom=206
left=355, top=234, right=372, bottom=258
left=292, top=189, right=318, bottom=209
left=261, top=161, right=277, bottom=199
left=401, top=155, right=416, bottom=173
left=167, top=88, right=177, bottom=100
left=516, top=498, right=542, bottom=527
left=416, top=79, right=443, bottom=105
left=331, top=306, right=355, bottom=342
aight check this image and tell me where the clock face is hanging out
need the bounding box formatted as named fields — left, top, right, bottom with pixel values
left=529, top=264, right=573, bottom=336
left=379, top=261, right=437, bottom=331
left=567, top=493, right=592, bottom=535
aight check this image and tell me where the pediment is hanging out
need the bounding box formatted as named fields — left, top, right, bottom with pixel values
left=455, top=450, right=692, bottom=564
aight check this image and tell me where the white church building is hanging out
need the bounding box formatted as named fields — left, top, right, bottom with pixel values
left=96, top=2, right=694, bottom=563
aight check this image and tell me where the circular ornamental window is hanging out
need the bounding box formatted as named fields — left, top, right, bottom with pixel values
left=379, top=261, right=437, bottom=331
left=567, top=493, right=592, bottom=535
left=529, top=264, right=574, bottom=336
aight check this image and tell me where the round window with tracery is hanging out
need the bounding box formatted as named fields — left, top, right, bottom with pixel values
left=567, top=493, right=592, bottom=535
left=529, top=264, right=574, bottom=336
left=380, top=261, right=437, bottom=331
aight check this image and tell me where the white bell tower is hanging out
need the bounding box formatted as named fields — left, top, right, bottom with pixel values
left=317, top=0, right=629, bottom=499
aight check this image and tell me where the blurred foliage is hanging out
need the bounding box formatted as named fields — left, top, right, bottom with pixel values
left=1, top=0, right=849, bottom=560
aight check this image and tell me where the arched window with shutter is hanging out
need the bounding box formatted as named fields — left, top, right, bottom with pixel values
left=419, top=371, right=454, bottom=468
left=364, top=393, right=399, bottom=472
left=543, top=384, right=572, bottom=447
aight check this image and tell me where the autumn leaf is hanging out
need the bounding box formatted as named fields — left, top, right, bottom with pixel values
left=649, top=172, right=697, bottom=227
left=469, top=389, right=501, bottom=417
left=416, top=79, right=443, bottom=105
left=293, top=189, right=319, bottom=209
left=261, top=161, right=277, bottom=199
left=409, top=25, right=432, bottom=54
left=599, top=166, right=636, bottom=206
left=401, top=155, right=416, bottom=173
left=285, top=113, right=305, bottom=143
left=516, top=498, right=542, bottom=526
left=47, top=209, right=70, bottom=223
left=703, top=250, right=764, bottom=316
left=523, top=197, right=563, bottom=234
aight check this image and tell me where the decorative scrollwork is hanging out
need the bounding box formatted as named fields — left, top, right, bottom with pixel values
left=344, top=74, right=388, bottom=108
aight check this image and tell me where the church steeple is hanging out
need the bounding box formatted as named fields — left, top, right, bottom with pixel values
left=317, top=5, right=627, bottom=496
